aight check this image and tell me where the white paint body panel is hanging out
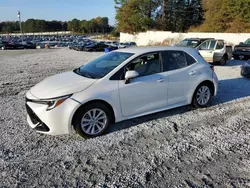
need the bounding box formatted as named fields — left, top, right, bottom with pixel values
left=25, top=46, right=218, bottom=135
left=31, top=71, right=96, bottom=99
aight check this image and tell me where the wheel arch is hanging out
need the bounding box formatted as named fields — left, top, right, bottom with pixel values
left=190, top=80, right=215, bottom=104
left=71, top=99, right=116, bottom=127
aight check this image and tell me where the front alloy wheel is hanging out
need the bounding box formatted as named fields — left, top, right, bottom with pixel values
left=73, top=103, right=113, bottom=138
left=81, top=109, right=107, bottom=135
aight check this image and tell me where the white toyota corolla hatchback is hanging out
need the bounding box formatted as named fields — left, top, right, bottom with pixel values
left=26, top=46, right=218, bottom=137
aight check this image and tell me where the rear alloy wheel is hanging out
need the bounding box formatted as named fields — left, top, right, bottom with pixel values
left=193, top=85, right=212, bottom=108
left=73, top=103, right=113, bottom=138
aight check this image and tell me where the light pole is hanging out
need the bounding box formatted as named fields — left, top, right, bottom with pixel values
left=17, top=11, right=23, bottom=43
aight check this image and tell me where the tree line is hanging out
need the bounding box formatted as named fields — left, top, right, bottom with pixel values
left=115, top=0, right=204, bottom=33
left=191, top=0, right=250, bottom=33
left=115, top=0, right=250, bottom=33
left=1, top=0, right=249, bottom=34
left=0, top=17, right=112, bottom=34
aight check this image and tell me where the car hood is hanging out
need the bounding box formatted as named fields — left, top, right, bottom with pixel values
left=234, top=44, right=250, bottom=50
left=30, top=71, right=96, bottom=99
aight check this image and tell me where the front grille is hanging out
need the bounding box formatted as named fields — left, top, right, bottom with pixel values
left=26, top=103, right=50, bottom=132
left=26, top=104, right=40, bottom=125
left=235, top=47, right=250, bottom=51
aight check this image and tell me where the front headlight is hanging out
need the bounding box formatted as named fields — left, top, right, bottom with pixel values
left=43, top=95, right=72, bottom=111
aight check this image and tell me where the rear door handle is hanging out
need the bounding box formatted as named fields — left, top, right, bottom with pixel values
left=189, top=71, right=197, bottom=75
left=157, top=78, right=165, bottom=83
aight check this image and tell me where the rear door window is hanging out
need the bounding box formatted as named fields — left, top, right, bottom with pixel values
left=162, top=51, right=186, bottom=71
left=161, top=51, right=197, bottom=71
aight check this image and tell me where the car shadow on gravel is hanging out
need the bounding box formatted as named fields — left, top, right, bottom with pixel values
left=211, top=59, right=245, bottom=66
left=225, top=59, right=246, bottom=66
left=213, top=77, right=250, bottom=104
left=106, top=105, right=194, bottom=135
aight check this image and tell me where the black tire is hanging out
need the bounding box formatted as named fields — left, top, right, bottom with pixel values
left=192, top=84, right=212, bottom=108
left=233, top=55, right=240, bottom=60
left=73, top=102, right=113, bottom=138
left=220, top=54, right=227, bottom=65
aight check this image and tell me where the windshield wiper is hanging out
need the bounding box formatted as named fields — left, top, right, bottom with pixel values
left=78, top=70, right=96, bottom=79
left=74, top=68, right=101, bottom=79
left=81, top=71, right=96, bottom=79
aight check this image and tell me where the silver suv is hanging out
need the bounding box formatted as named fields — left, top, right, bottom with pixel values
left=177, top=38, right=232, bottom=65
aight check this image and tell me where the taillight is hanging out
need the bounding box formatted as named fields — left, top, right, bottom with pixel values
left=210, top=65, right=214, bottom=71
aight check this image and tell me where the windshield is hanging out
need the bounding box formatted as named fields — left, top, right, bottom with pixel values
left=74, top=52, right=134, bottom=79
left=244, top=38, right=250, bottom=44
left=178, top=39, right=200, bottom=48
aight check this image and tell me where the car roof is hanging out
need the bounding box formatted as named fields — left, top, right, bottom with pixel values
left=115, top=46, right=198, bottom=55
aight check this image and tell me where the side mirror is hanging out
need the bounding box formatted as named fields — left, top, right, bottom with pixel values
left=124, top=70, right=139, bottom=84
left=240, top=42, right=244, bottom=45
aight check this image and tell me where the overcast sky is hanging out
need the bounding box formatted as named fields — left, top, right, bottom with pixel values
left=0, top=0, right=116, bottom=25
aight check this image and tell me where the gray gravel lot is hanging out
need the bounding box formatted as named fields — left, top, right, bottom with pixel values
left=0, top=49, right=250, bottom=188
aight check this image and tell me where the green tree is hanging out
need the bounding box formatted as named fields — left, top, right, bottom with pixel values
left=0, top=17, right=110, bottom=34
left=115, top=0, right=204, bottom=33
left=80, top=20, right=89, bottom=33
left=68, top=18, right=81, bottom=32
left=115, top=0, right=156, bottom=33
left=191, top=0, right=250, bottom=32
left=155, top=0, right=203, bottom=32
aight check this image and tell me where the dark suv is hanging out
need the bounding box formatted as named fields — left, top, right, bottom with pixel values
left=233, top=38, right=250, bottom=60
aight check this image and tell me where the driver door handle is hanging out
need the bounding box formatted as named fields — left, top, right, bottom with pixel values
left=189, top=71, right=197, bottom=75
left=157, top=78, right=165, bottom=83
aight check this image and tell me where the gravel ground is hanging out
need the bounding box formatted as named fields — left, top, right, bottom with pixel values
left=0, top=49, right=250, bottom=188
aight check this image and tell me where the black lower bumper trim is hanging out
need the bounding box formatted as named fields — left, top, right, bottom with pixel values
left=34, top=123, right=50, bottom=132
left=26, top=103, right=50, bottom=132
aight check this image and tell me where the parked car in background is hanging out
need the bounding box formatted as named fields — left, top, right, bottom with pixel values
left=126, top=42, right=137, bottom=47
left=84, top=43, right=110, bottom=52
left=74, top=43, right=92, bottom=51
left=24, top=42, right=36, bottom=49
left=233, top=38, right=250, bottom=60
left=118, top=42, right=127, bottom=48
left=0, top=40, right=3, bottom=49
left=25, top=46, right=218, bottom=138
left=177, top=38, right=232, bottom=65
left=118, top=42, right=137, bottom=48
left=176, top=38, right=214, bottom=48
left=1, top=41, right=26, bottom=50
left=241, top=59, right=250, bottom=78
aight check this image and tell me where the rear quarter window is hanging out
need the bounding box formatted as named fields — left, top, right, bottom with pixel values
left=185, top=53, right=197, bottom=66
